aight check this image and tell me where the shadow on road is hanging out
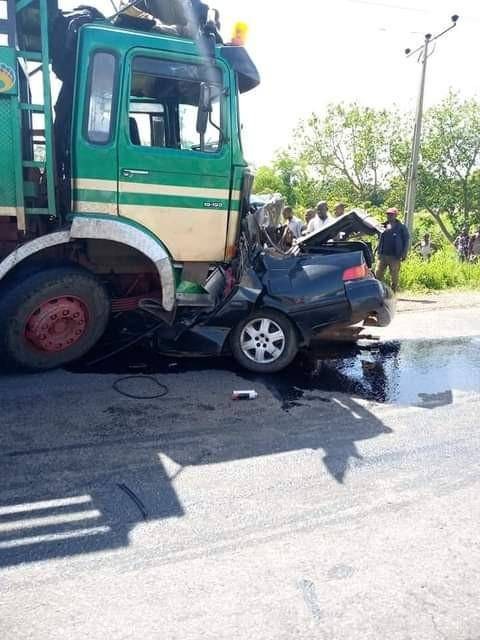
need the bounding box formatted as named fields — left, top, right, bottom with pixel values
left=0, top=350, right=396, bottom=568
left=3, top=335, right=476, bottom=568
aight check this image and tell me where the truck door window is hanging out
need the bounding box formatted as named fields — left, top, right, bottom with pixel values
left=130, top=57, right=223, bottom=153
left=86, top=51, right=116, bottom=144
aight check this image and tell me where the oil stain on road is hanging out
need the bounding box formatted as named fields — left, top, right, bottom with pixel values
left=69, top=336, right=480, bottom=411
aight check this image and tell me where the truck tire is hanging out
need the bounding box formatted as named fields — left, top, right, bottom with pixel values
left=0, top=266, right=110, bottom=371
left=230, top=309, right=298, bottom=373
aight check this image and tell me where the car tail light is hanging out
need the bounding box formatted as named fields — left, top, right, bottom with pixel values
left=342, top=263, right=369, bottom=281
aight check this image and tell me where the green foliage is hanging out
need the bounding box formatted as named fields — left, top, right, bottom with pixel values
left=253, top=166, right=283, bottom=195
left=258, top=91, right=480, bottom=246
left=268, top=153, right=298, bottom=205
left=399, top=248, right=480, bottom=292
left=421, top=92, right=480, bottom=226
left=295, top=103, right=400, bottom=204
left=410, top=212, right=451, bottom=247
left=401, top=92, right=480, bottom=240
left=253, top=152, right=323, bottom=208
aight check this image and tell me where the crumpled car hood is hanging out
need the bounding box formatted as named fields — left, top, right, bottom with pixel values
left=294, top=209, right=383, bottom=249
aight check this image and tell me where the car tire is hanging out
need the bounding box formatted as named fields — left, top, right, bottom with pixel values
left=231, top=309, right=298, bottom=373
left=0, top=266, right=110, bottom=372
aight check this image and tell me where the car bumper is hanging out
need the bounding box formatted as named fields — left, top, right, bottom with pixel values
left=345, top=277, right=396, bottom=327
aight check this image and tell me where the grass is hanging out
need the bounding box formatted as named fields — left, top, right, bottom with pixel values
left=395, top=249, right=480, bottom=293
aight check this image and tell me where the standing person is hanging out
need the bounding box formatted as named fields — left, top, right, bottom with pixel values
left=316, top=201, right=334, bottom=226
left=376, top=207, right=410, bottom=293
left=303, top=209, right=316, bottom=235
left=305, top=208, right=322, bottom=234
left=334, top=202, right=346, bottom=217
left=417, top=233, right=435, bottom=260
left=469, top=227, right=480, bottom=261
left=304, top=201, right=334, bottom=234
left=281, top=206, right=303, bottom=245
left=455, top=228, right=470, bottom=262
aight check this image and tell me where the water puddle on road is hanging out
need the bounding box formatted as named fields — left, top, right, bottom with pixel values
left=68, top=337, right=480, bottom=410
left=287, top=337, right=480, bottom=409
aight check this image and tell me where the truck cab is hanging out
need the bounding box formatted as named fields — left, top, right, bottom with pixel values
left=70, top=22, right=248, bottom=266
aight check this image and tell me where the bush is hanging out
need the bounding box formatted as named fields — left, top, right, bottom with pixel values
left=398, top=248, right=480, bottom=292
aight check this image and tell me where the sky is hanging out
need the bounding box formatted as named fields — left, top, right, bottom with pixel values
left=55, top=0, right=480, bottom=164
left=214, top=0, right=479, bottom=165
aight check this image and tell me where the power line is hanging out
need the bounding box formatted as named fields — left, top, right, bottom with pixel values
left=345, top=0, right=430, bottom=13
left=345, top=0, right=480, bottom=23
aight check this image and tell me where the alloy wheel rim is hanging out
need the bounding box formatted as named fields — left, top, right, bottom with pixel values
left=240, top=318, right=286, bottom=364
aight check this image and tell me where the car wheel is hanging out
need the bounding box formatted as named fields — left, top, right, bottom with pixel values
left=0, top=266, right=110, bottom=371
left=231, top=310, right=298, bottom=373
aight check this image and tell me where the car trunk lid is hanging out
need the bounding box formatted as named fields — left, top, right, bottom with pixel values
left=293, top=209, right=383, bottom=250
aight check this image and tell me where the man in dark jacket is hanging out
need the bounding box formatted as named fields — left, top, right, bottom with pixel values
left=376, top=208, right=410, bottom=292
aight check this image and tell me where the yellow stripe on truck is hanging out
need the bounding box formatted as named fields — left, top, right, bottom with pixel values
left=73, top=201, right=117, bottom=215
left=73, top=178, right=240, bottom=200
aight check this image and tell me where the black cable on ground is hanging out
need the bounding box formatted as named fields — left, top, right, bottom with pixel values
left=112, top=375, right=168, bottom=400
left=87, top=321, right=164, bottom=367
left=117, top=483, right=148, bottom=520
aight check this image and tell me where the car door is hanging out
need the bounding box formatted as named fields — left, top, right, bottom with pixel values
left=118, top=50, right=233, bottom=263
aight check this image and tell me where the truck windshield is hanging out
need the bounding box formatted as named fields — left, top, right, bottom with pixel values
left=129, top=57, right=222, bottom=153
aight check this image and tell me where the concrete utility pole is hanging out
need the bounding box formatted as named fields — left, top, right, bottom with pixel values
left=403, top=15, right=459, bottom=235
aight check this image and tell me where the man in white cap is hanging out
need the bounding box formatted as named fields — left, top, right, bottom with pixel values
left=376, top=207, right=410, bottom=292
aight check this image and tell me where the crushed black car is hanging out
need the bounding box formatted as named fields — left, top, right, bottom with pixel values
left=151, top=199, right=395, bottom=373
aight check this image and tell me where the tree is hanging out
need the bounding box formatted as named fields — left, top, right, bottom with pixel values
left=271, top=152, right=302, bottom=206
left=420, top=91, right=480, bottom=237
left=295, top=104, right=399, bottom=204
left=253, top=166, right=283, bottom=195
left=257, top=93, right=480, bottom=242
left=253, top=152, right=323, bottom=208
left=383, top=93, right=480, bottom=242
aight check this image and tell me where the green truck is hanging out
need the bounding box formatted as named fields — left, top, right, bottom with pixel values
left=0, top=0, right=395, bottom=373
left=0, top=0, right=262, bottom=370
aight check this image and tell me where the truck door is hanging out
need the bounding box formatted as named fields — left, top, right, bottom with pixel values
left=118, top=51, right=233, bottom=263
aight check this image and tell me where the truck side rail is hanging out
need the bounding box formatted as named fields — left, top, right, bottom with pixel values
left=0, top=0, right=56, bottom=233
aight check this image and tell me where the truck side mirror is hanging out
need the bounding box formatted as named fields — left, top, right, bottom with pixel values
left=196, top=82, right=211, bottom=136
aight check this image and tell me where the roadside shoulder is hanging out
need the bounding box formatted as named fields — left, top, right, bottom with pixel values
left=397, top=290, right=480, bottom=313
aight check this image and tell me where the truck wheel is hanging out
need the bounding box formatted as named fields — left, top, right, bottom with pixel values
left=231, top=310, right=298, bottom=373
left=0, top=266, right=110, bottom=371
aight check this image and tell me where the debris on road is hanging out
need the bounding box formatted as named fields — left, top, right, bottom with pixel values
left=232, top=390, right=259, bottom=400
left=112, top=376, right=169, bottom=400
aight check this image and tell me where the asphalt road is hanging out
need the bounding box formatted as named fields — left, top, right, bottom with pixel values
left=1, top=304, right=480, bottom=640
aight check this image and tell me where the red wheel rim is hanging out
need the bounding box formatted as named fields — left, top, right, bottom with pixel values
left=24, top=297, right=89, bottom=353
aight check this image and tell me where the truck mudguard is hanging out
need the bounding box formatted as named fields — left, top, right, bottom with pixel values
left=0, top=216, right=176, bottom=312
